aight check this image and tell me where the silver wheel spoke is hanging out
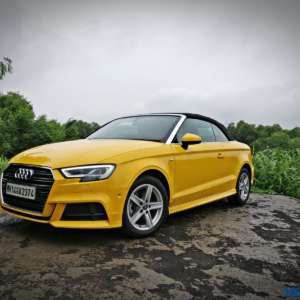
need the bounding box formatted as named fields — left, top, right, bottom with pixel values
left=130, top=209, right=144, bottom=224
left=148, top=202, right=163, bottom=210
left=145, top=185, right=153, bottom=203
left=144, top=211, right=153, bottom=227
left=130, top=195, right=143, bottom=208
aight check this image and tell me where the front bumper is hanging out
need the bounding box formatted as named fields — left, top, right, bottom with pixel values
left=0, top=167, right=125, bottom=229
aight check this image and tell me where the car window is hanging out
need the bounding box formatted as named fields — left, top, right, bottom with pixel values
left=212, top=124, right=229, bottom=142
left=174, top=118, right=216, bottom=143
left=88, top=115, right=180, bottom=142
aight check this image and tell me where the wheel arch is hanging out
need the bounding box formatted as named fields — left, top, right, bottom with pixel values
left=133, top=169, right=170, bottom=201
left=121, top=167, right=171, bottom=228
left=241, top=163, right=252, bottom=180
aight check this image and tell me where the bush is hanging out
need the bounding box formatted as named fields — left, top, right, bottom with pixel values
left=253, top=149, right=300, bottom=198
left=0, top=156, right=8, bottom=173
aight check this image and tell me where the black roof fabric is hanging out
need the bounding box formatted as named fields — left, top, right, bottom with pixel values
left=149, top=112, right=234, bottom=141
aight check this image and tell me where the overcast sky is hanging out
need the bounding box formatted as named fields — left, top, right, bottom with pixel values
left=0, top=0, right=299, bottom=127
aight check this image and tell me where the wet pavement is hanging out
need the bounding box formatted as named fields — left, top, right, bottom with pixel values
left=0, top=194, right=299, bottom=299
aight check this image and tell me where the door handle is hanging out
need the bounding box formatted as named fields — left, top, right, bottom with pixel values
left=217, top=153, right=224, bottom=159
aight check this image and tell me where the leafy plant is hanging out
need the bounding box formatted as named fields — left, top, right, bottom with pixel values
left=253, top=149, right=300, bottom=198
left=0, top=156, right=8, bottom=173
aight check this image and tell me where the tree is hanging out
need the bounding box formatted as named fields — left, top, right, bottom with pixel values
left=227, top=121, right=258, bottom=146
left=0, top=57, right=12, bottom=80
left=267, top=132, right=290, bottom=149
left=64, top=119, right=100, bottom=140
left=262, top=124, right=282, bottom=137
left=289, top=137, right=300, bottom=149
left=30, top=116, right=65, bottom=147
left=289, top=127, right=300, bottom=139
left=0, top=93, right=66, bottom=157
left=228, top=121, right=300, bottom=150
left=0, top=92, right=35, bottom=157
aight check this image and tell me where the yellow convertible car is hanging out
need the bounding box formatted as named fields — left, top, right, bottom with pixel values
left=1, top=113, right=254, bottom=237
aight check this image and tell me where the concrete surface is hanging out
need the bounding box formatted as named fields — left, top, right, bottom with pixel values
left=0, top=194, right=299, bottom=300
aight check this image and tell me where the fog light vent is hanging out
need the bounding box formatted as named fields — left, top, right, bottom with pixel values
left=62, top=203, right=107, bottom=221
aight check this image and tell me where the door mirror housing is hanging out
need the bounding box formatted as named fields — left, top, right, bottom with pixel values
left=181, top=133, right=202, bottom=150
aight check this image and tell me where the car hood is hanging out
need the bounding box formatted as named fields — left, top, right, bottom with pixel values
left=10, top=139, right=162, bottom=169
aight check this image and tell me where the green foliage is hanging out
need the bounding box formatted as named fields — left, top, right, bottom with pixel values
left=0, top=92, right=35, bottom=157
left=0, top=57, right=12, bottom=80
left=0, top=92, right=100, bottom=157
left=228, top=121, right=300, bottom=151
left=64, top=119, right=99, bottom=140
left=228, top=121, right=300, bottom=198
left=30, top=116, right=66, bottom=146
left=0, top=156, right=8, bottom=173
left=253, top=149, right=300, bottom=198
left=228, top=121, right=258, bottom=146
left=289, top=137, right=300, bottom=148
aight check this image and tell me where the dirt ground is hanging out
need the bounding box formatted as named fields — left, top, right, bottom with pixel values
left=0, top=193, right=299, bottom=300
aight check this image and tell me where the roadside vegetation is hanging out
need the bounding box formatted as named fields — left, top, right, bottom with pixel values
left=227, top=121, right=300, bottom=198
left=253, top=149, right=300, bottom=198
left=0, top=156, right=7, bottom=173
left=227, top=121, right=300, bottom=151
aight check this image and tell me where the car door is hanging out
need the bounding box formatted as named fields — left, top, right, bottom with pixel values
left=210, top=123, right=239, bottom=192
left=170, top=118, right=232, bottom=209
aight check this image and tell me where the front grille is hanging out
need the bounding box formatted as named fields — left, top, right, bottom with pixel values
left=1, top=164, right=54, bottom=213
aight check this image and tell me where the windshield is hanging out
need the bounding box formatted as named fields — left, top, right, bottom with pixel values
left=88, top=115, right=180, bottom=142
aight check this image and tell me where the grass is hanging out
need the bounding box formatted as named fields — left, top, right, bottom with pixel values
left=0, top=156, right=8, bottom=173
left=253, top=149, right=300, bottom=199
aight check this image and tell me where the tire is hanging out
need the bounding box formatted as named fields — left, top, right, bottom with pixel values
left=122, top=175, right=168, bottom=238
left=228, top=167, right=251, bottom=205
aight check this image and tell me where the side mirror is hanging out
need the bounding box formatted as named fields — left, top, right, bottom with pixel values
left=181, top=133, right=202, bottom=150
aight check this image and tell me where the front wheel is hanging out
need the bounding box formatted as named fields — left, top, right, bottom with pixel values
left=122, top=176, right=168, bottom=237
left=228, top=167, right=251, bottom=205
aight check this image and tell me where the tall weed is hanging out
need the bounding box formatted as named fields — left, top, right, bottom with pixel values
left=253, top=149, right=300, bottom=198
left=0, top=156, right=8, bottom=173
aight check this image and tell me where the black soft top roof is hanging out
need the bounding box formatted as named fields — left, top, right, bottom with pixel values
left=149, top=112, right=234, bottom=141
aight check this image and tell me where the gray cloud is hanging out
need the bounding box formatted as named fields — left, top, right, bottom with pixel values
left=0, top=0, right=299, bottom=127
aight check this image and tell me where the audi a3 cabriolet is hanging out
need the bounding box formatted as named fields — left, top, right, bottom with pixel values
left=1, top=113, right=254, bottom=237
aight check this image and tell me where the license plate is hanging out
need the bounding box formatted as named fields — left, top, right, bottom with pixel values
left=6, top=183, right=36, bottom=200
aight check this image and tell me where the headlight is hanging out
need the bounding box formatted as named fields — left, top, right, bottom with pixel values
left=60, top=164, right=115, bottom=182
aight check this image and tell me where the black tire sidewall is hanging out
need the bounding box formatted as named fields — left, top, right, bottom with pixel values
left=122, top=175, right=168, bottom=237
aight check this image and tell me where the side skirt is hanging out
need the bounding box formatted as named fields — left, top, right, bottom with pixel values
left=168, top=188, right=237, bottom=215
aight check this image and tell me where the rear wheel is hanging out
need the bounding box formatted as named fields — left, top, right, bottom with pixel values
left=228, top=167, right=251, bottom=205
left=122, top=176, right=168, bottom=237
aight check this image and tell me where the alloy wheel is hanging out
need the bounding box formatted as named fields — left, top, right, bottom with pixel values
left=239, top=172, right=250, bottom=201
left=127, top=183, right=164, bottom=231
